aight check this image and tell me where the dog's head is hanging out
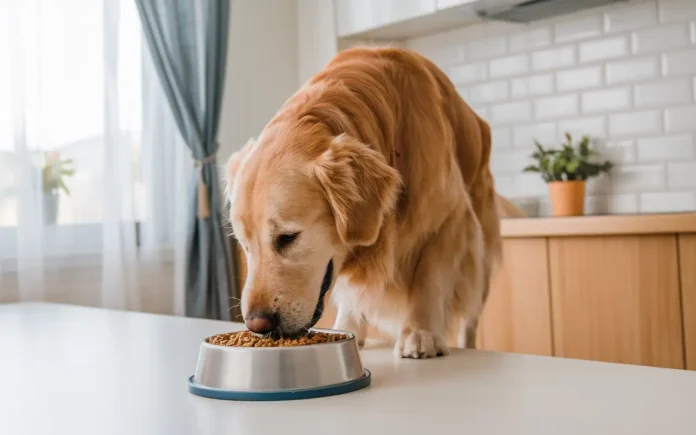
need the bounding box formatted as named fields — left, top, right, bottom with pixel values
left=225, top=129, right=400, bottom=336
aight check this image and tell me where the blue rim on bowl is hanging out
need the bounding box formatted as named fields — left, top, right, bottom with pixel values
left=188, top=369, right=371, bottom=401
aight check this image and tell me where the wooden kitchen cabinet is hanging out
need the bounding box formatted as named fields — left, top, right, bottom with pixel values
left=477, top=238, right=553, bottom=356
left=679, top=234, right=696, bottom=370
left=549, top=235, right=684, bottom=369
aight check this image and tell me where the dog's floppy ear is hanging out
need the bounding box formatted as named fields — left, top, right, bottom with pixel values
left=224, top=138, right=256, bottom=200
left=314, top=134, right=401, bottom=247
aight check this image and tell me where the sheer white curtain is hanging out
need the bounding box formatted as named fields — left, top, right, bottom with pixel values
left=0, top=0, right=189, bottom=314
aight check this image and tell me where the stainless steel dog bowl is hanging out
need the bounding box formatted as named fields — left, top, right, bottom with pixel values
left=188, top=329, right=371, bottom=401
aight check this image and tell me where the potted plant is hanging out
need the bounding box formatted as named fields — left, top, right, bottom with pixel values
left=523, top=133, right=613, bottom=217
left=41, top=151, right=75, bottom=225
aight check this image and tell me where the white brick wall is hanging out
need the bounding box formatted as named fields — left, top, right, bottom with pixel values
left=406, top=0, right=696, bottom=215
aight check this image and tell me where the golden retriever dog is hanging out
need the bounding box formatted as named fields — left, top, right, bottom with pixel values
left=225, top=47, right=503, bottom=358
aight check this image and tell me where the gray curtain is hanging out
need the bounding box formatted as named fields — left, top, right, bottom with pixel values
left=135, top=0, right=239, bottom=320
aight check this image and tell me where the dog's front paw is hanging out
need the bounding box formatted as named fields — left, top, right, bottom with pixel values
left=396, top=329, right=449, bottom=359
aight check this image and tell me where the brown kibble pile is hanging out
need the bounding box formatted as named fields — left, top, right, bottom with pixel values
left=207, top=330, right=349, bottom=347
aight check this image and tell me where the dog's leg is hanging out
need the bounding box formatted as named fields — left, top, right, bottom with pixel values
left=457, top=318, right=467, bottom=348
left=456, top=317, right=480, bottom=349
left=397, top=218, right=467, bottom=358
left=464, top=319, right=479, bottom=349
left=397, top=203, right=485, bottom=359
left=456, top=277, right=489, bottom=349
left=333, top=305, right=367, bottom=348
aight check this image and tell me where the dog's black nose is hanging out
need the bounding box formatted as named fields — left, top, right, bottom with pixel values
left=245, top=311, right=279, bottom=334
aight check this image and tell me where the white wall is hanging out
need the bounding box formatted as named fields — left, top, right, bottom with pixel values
left=297, top=0, right=338, bottom=87
left=218, top=0, right=299, bottom=162
left=406, top=0, right=696, bottom=215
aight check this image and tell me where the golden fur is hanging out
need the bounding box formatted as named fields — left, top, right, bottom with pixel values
left=225, top=47, right=503, bottom=358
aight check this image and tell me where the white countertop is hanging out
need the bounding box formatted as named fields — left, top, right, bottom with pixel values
left=1, top=303, right=695, bottom=435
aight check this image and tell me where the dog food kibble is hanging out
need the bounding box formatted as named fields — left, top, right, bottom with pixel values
left=207, top=330, right=349, bottom=347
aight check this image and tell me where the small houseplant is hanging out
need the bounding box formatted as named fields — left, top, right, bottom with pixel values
left=41, top=151, right=75, bottom=224
left=523, top=133, right=613, bottom=217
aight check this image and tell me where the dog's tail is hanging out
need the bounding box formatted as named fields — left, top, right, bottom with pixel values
left=496, top=194, right=526, bottom=218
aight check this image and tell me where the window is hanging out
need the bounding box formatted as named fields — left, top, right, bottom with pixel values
left=0, top=0, right=147, bottom=257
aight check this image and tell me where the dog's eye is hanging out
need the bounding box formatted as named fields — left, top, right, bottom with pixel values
left=275, top=232, right=300, bottom=251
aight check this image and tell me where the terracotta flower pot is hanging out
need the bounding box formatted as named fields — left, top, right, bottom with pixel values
left=548, top=180, right=585, bottom=217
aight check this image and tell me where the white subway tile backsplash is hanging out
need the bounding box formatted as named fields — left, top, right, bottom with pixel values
left=668, top=162, right=696, bottom=187
left=556, top=65, right=603, bottom=91
left=579, top=36, right=629, bottom=62
left=493, top=175, right=515, bottom=197
left=468, top=36, right=507, bottom=60
left=665, top=105, right=696, bottom=132
left=509, top=27, right=552, bottom=53
left=534, top=94, right=579, bottom=119
left=407, top=33, right=465, bottom=67
left=491, top=126, right=513, bottom=149
left=637, top=134, right=694, bottom=161
left=586, top=194, right=639, bottom=214
left=490, top=101, right=532, bottom=124
left=558, top=116, right=607, bottom=138
left=640, top=191, right=695, bottom=212
left=609, top=110, right=662, bottom=136
left=408, top=0, right=696, bottom=213
left=602, top=139, right=637, bottom=163
left=450, top=62, right=487, bottom=84
left=471, top=105, right=490, bottom=120
left=604, top=1, right=658, bottom=33
left=513, top=173, right=549, bottom=196
left=662, top=49, right=696, bottom=75
left=554, top=14, right=602, bottom=43
left=632, top=24, right=690, bottom=53
left=659, top=0, right=696, bottom=23
left=606, top=56, right=660, bottom=84
left=489, top=54, right=529, bottom=78
left=513, top=122, right=557, bottom=147
left=510, top=74, right=554, bottom=99
left=634, top=78, right=692, bottom=108
left=582, top=87, right=631, bottom=114
left=586, top=172, right=612, bottom=194
left=532, top=46, right=576, bottom=71
left=612, top=164, right=666, bottom=192
left=641, top=192, right=695, bottom=211
left=490, top=150, right=533, bottom=174
left=468, top=80, right=509, bottom=104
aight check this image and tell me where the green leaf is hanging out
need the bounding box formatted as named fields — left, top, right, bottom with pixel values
left=523, top=165, right=541, bottom=172
left=566, top=158, right=581, bottom=173
left=534, top=140, right=545, bottom=154
left=58, top=179, right=71, bottom=197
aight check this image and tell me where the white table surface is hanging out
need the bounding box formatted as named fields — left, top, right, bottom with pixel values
left=1, top=303, right=696, bottom=435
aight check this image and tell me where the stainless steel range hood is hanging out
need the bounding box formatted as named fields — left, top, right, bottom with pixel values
left=477, top=0, right=629, bottom=23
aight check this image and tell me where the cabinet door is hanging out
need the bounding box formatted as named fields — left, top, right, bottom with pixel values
left=478, top=238, right=553, bottom=356
left=679, top=234, right=696, bottom=371
left=549, top=235, right=684, bottom=369
left=334, top=0, right=437, bottom=37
